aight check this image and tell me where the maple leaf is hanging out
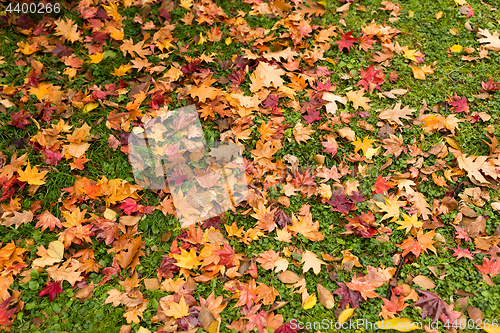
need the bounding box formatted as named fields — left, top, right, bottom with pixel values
left=335, top=31, right=358, bottom=52
left=0, top=297, right=16, bottom=327
left=351, top=136, right=375, bottom=156
left=414, top=289, right=462, bottom=322
left=453, top=225, right=471, bottom=242
left=235, top=279, right=258, bottom=308
left=172, top=248, right=200, bottom=270
left=448, top=95, right=469, bottom=114
left=289, top=212, right=324, bottom=241
left=54, top=18, right=82, bottom=43
left=359, top=33, right=376, bottom=52
left=292, top=122, right=315, bottom=144
left=381, top=134, right=407, bottom=157
left=371, top=50, right=394, bottom=62
left=39, top=281, right=64, bottom=302
left=321, top=135, right=338, bottom=157
left=346, top=88, right=371, bottom=110
left=379, top=101, right=415, bottom=125
left=164, top=296, right=190, bottom=319
left=481, top=78, right=500, bottom=92
left=17, top=162, right=48, bottom=185
left=327, top=192, right=355, bottom=214
left=358, top=65, right=385, bottom=91
left=301, top=250, right=325, bottom=275
left=302, top=109, right=322, bottom=123
left=449, top=247, right=474, bottom=261
left=398, top=230, right=437, bottom=258
left=333, top=282, right=365, bottom=309
left=275, top=322, right=298, bottom=333
left=373, top=175, right=391, bottom=194
left=475, top=256, right=500, bottom=276
left=374, top=197, right=404, bottom=222
left=395, top=213, right=423, bottom=233
left=8, top=110, right=31, bottom=129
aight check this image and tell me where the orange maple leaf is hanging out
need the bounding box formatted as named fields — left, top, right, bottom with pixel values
left=398, top=230, right=437, bottom=258
left=17, top=162, right=48, bottom=186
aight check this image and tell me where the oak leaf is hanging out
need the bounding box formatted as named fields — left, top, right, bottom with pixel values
left=2, top=210, right=33, bottom=229
left=54, top=18, right=82, bottom=43
left=477, top=28, right=500, bottom=51
left=379, top=101, right=415, bottom=125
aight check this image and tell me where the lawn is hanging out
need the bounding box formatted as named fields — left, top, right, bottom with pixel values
left=0, top=0, right=500, bottom=332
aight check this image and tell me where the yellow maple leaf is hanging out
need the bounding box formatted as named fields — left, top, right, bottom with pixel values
left=450, top=45, right=463, bottom=53
left=225, top=222, right=244, bottom=238
left=346, top=88, right=371, bottom=110
left=88, top=52, right=104, bottom=64
left=172, top=248, right=200, bottom=270
left=395, top=213, right=423, bottom=233
left=17, top=41, right=40, bottom=55
left=112, top=64, right=132, bottom=77
left=164, top=296, right=190, bottom=319
left=375, top=197, right=405, bottom=222
left=352, top=136, right=375, bottom=155
left=28, top=82, right=51, bottom=101
left=17, top=162, right=48, bottom=186
left=180, top=0, right=193, bottom=10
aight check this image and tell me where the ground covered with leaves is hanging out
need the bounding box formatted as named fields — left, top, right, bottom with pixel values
left=0, top=0, right=500, bottom=332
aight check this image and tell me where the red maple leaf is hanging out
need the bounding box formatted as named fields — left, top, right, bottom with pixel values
left=303, top=109, right=322, bottom=124
left=449, top=247, right=474, bottom=261
left=8, top=110, right=32, bottom=129
left=242, top=304, right=269, bottom=333
left=214, top=243, right=240, bottom=268
left=335, top=31, right=358, bottom=52
left=453, top=225, right=471, bottom=242
left=333, top=281, right=365, bottom=309
left=0, top=297, right=16, bottom=327
left=326, top=192, right=355, bottom=214
left=448, top=95, right=469, bottom=114
left=344, top=215, right=377, bottom=238
left=321, top=137, right=338, bottom=157
left=39, top=281, right=64, bottom=302
left=235, top=279, right=258, bottom=308
left=475, top=256, right=500, bottom=276
left=358, top=65, right=385, bottom=91
left=118, top=198, right=143, bottom=215
left=310, top=79, right=335, bottom=92
left=43, top=149, right=63, bottom=166
left=414, top=289, right=461, bottom=322
left=481, top=78, right=500, bottom=92
left=276, top=321, right=298, bottom=333
left=373, top=175, right=391, bottom=194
